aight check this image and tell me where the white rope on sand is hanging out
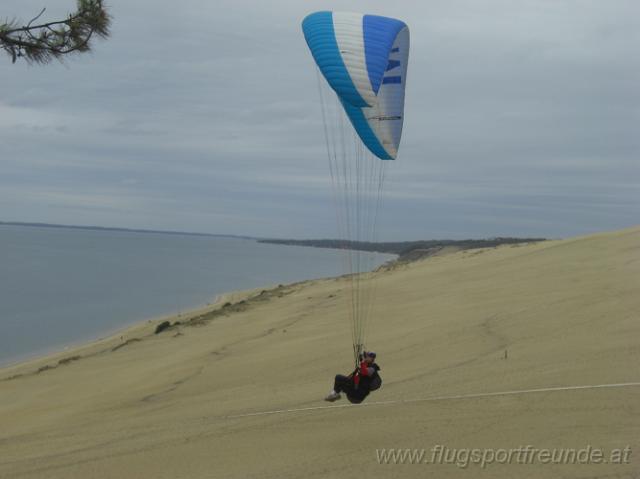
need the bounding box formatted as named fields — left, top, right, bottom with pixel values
left=224, top=381, right=640, bottom=419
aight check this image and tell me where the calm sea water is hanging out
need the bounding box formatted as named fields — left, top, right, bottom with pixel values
left=0, top=225, right=394, bottom=366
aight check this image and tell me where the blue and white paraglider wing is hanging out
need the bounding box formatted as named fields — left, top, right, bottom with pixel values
left=302, top=11, right=409, bottom=160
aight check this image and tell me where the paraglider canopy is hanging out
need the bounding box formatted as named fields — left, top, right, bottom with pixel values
left=302, top=11, right=410, bottom=160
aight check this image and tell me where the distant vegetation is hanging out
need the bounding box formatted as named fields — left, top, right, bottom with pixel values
left=259, top=237, right=546, bottom=262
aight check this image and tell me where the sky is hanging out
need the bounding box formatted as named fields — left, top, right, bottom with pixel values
left=1, top=0, right=638, bottom=240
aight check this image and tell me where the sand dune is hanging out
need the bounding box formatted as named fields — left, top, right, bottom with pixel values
left=1, top=227, right=639, bottom=478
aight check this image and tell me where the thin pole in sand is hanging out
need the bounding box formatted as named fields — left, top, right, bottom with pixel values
left=223, top=381, right=640, bottom=419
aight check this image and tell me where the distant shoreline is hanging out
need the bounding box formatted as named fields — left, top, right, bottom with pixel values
left=0, top=221, right=255, bottom=240
left=2, top=221, right=546, bottom=259
left=1, top=225, right=394, bottom=369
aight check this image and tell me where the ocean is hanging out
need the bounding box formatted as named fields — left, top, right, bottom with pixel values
left=0, top=225, right=394, bottom=366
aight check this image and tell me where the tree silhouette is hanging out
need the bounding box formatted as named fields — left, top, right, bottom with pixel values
left=0, top=0, right=110, bottom=64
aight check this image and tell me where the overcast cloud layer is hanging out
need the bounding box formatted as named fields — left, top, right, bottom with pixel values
left=1, top=0, right=638, bottom=240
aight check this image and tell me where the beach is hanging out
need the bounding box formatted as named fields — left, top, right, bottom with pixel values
left=1, top=227, right=639, bottom=478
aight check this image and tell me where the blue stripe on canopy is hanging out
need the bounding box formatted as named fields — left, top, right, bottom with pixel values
left=301, top=12, right=368, bottom=107
left=382, top=76, right=402, bottom=84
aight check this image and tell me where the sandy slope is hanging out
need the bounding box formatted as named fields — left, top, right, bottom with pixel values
left=1, top=227, right=639, bottom=478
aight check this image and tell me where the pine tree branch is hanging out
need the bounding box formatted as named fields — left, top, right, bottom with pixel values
left=27, top=8, right=48, bottom=30
left=0, top=0, right=111, bottom=65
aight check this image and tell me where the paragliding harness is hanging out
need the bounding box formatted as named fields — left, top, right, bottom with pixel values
left=369, top=370, right=383, bottom=391
left=349, top=363, right=383, bottom=392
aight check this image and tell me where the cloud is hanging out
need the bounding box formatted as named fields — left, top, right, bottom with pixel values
left=0, top=0, right=638, bottom=239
